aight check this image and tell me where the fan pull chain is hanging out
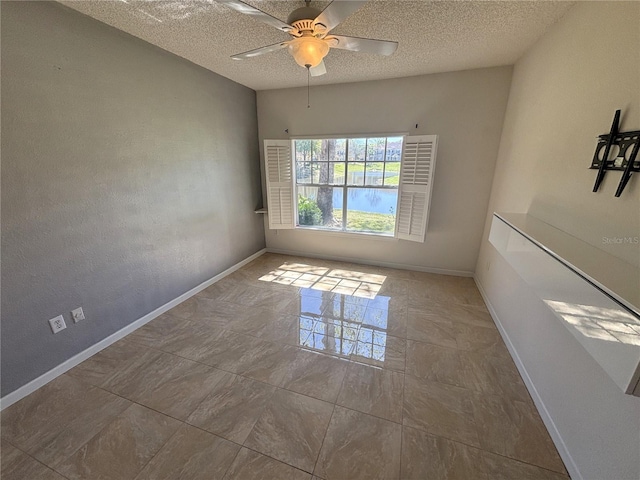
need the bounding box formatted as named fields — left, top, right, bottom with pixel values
left=306, top=65, right=311, bottom=108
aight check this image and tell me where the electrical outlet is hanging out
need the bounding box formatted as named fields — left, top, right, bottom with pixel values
left=48, top=315, right=67, bottom=334
left=71, top=307, right=85, bottom=323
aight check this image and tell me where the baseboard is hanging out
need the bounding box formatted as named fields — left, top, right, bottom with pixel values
left=473, top=276, right=582, bottom=480
left=0, top=248, right=267, bottom=411
left=266, top=248, right=474, bottom=278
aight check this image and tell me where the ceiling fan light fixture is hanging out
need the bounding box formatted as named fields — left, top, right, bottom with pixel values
left=288, top=36, right=329, bottom=68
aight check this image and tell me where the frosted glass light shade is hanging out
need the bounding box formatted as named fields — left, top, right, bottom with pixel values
left=288, top=36, right=329, bottom=68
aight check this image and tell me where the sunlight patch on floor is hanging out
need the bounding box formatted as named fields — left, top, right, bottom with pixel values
left=259, top=263, right=387, bottom=299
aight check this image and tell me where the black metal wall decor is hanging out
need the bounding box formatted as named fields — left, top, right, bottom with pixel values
left=590, top=109, right=640, bottom=197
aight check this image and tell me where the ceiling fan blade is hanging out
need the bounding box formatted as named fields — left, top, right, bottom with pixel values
left=313, top=1, right=367, bottom=33
left=329, top=35, right=398, bottom=56
left=217, top=0, right=295, bottom=33
left=310, top=61, right=327, bottom=77
left=231, top=41, right=289, bottom=60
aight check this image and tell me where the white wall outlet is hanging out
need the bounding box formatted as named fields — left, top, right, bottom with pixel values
left=49, top=315, right=67, bottom=334
left=71, top=307, right=85, bottom=323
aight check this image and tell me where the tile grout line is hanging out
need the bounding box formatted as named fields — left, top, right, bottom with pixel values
left=401, top=413, right=569, bottom=476
left=310, top=402, right=336, bottom=478
left=132, top=420, right=187, bottom=478
left=237, top=443, right=319, bottom=478
left=3, top=440, right=73, bottom=480
left=219, top=444, right=243, bottom=480
left=479, top=449, right=571, bottom=478
left=48, top=400, right=138, bottom=478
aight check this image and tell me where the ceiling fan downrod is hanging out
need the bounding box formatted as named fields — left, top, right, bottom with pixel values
left=306, top=65, right=311, bottom=109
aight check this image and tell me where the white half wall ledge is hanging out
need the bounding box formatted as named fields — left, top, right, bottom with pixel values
left=266, top=247, right=475, bottom=277
left=0, top=248, right=267, bottom=411
left=489, top=213, right=640, bottom=395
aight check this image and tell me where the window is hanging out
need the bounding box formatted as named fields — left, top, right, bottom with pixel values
left=294, top=137, right=402, bottom=235
left=263, top=135, right=438, bottom=243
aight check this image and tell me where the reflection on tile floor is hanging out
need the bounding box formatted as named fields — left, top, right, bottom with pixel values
left=1, top=254, right=569, bottom=480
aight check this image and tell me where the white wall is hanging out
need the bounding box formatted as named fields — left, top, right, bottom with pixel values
left=257, top=67, right=512, bottom=275
left=476, top=2, right=640, bottom=479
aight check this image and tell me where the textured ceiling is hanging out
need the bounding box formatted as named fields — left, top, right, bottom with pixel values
left=59, top=0, right=574, bottom=91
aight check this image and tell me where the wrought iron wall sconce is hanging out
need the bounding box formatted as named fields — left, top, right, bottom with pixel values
left=590, top=109, right=640, bottom=197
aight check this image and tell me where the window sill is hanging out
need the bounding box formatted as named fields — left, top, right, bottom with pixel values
left=293, top=226, right=398, bottom=241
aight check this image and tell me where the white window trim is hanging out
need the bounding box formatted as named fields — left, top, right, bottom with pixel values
left=290, top=132, right=408, bottom=140
left=264, top=134, right=438, bottom=243
left=294, top=225, right=399, bottom=241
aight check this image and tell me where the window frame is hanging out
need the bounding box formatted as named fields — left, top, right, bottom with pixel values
left=291, top=134, right=405, bottom=237
left=262, top=134, right=437, bottom=243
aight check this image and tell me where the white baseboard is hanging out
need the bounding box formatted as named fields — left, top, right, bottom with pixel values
left=0, top=248, right=267, bottom=411
left=266, top=248, right=474, bottom=278
left=473, top=276, right=582, bottom=480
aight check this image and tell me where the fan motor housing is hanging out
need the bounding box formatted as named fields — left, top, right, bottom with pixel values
left=287, top=6, right=321, bottom=27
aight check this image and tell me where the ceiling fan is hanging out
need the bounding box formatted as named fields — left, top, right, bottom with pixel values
left=218, top=0, right=398, bottom=76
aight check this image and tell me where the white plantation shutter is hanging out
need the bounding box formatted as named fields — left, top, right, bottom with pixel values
left=264, top=139, right=295, bottom=229
left=396, top=135, right=438, bottom=242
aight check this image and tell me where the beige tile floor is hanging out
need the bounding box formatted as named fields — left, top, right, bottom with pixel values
left=1, top=254, right=570, bottom=480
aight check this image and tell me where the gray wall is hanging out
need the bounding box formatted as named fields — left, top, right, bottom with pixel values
left=1, top=1, right=265, bottom=396
left=475, top=2, right=640, bottom=478
left=257, top=67, right=512, bottom=274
